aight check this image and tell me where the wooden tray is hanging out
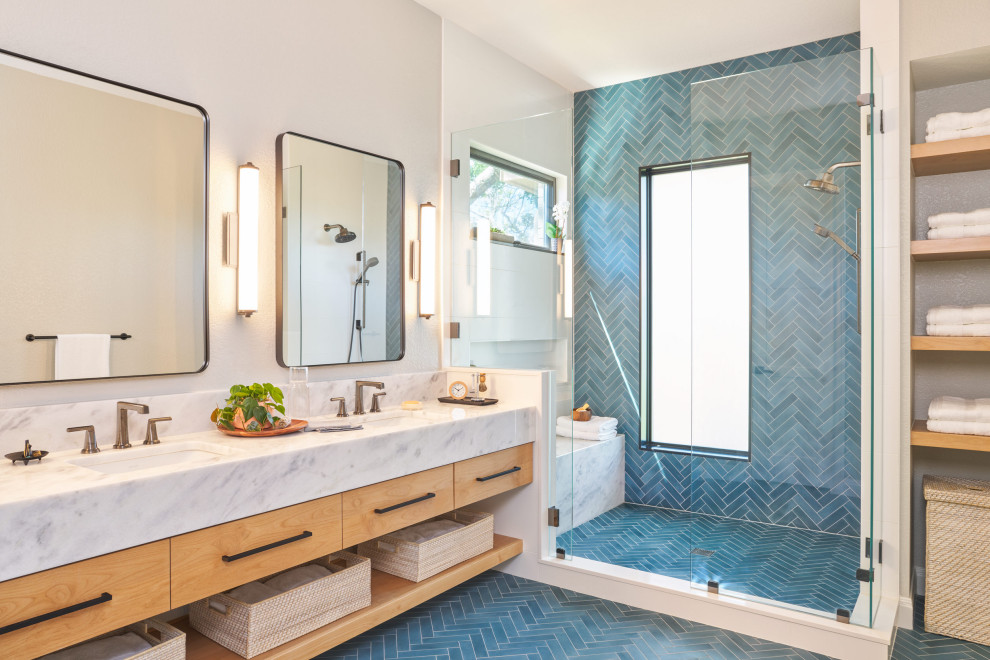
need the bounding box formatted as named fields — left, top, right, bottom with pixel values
left=217, top=418, right=308, bottom=437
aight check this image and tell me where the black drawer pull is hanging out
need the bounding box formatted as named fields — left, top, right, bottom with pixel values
left=0, top=592, right=112, bottom=636
left=476, top=466, right=522, bottom=482
left=374, top=492, right=436, bottom=514
left=221, top=530, right=313, bottom=562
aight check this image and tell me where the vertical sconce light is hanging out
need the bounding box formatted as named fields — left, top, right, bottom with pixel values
left=415, top=202, right=437, bottom=319
left=236, top=162, right=260, bottom=317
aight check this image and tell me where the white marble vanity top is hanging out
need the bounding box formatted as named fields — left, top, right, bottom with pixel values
left=0, top=402, right=534, bottom=581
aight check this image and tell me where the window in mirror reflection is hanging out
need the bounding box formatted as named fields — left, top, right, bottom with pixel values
left=642, top=155, right=751, bottom=460
left=469, top=148, right=555, bottom=249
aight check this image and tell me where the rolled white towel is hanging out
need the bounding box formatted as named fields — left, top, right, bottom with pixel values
left=264, top=563, right=331, bottom=593
left=927, top=108, right=990, bottom=134
left=39, top=632, right=152, bottom=660
left=926, top=124, right=990, bottom=143
left=927, top=419, right=990, bottom=437
left=927, top=224, right=990, bottom=240
left=927, top=323, right=990, bottom=337
left=929, top=396, right=990, bottom=423
left=927, top=305, right=990, bottom=325
left=557, top=427, right=618, bottom=442
left=927, top=208, right=990, bottom=230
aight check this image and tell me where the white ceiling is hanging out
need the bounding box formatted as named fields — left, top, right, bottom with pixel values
left=415, top=0, right=860, bottom=92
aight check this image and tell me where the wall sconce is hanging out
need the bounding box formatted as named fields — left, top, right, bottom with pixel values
left=412, top=202, right=437, bottom=319
left=236, top=162, right=259, bottom=317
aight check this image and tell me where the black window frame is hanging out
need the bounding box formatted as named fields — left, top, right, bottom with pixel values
left=469, top=147, right=556, bottom=250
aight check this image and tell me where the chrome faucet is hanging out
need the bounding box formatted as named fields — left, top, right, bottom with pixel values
left=353, top=381, right=384, bottom=415
left=115, top=401, right=149, bottom=449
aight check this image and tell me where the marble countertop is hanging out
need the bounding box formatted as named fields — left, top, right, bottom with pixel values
left=0, top=402, right=535, bottom=582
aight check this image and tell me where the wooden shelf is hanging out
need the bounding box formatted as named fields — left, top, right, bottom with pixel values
left=912, top=135, right=990, bottom=176
left=911, top=336, right=990, bottom=351
left=174, top=534, right=523, bottom=659
left=911, top=236, right=990, bottom=261
left=912, top=420, right=990, bottom=452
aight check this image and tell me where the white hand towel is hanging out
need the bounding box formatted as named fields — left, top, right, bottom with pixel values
left=55, top=334, right=110, bottom=380
left=927, top=419, right=990, bottom=437
left=556, top=415, right=618, bottom=433
left=927, top=305, right=990, bottom=326
left=927, top=108, right=990, bottom=134
left=39, top=632, right=152, bottom=660
left=227, top=580, right=281, bottom=604
left=263, top=564, right=331, bottom=593
left=556, top=426, right=618, bottom=442
left=929, top=396, right=990, bottom=423
left=927, top=208, right=990, bottom=230
left=927, top=224, right=990, bottom=240
left=927, top=323, right=990, bottom=337
left=926, top=124, right=990, bottom=143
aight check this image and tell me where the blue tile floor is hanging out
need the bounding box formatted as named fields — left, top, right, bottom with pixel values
left=314, top=570, right=990, bottom=659
left=317, top=570, right=833, bottom=659
left=557, top=503, right=861, bottom=615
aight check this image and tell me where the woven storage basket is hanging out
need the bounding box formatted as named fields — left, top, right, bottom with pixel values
left=188, top=551, right=370, bottom=659
left=924, top=474, right=990, bottom=645
left=357, top=509, right=494, bottom=582
left=40, top=618, right=185, bottom=660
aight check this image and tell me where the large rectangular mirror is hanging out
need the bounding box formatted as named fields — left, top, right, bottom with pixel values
left=276, top=133, right=404, bottom=366
left=0, top=49, right=208, bottom=385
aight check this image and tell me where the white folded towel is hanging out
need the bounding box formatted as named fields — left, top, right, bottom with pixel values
left=389, top=519, right=464, bottom=543
left=263, top=564, right=331, bottom=593
left=927, top=108, right=990, bottom=134
left=926, top=125, right=990, bottom=143
left=556, top=426, right=618, bottom=442
left=929, top=396, right=990, bottom=423
left=55, top=334, right=110, bottom=380
left=927, top=224, right=990, bottom=240
left=927, top=323, right=990, bottom=337
left=927, top=305, right=990, bottom=326
left=556, top=415, right=618, bottom=433
left=927, top=208, right=990, bottom=229
left=40, top=632, right=152, bottom=660
left=927, top=419, right=990, bottom=437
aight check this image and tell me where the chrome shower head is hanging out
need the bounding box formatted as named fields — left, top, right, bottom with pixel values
left=802, top=161, right=861, bottom=195
left=323, top=223, right=357, bottom=243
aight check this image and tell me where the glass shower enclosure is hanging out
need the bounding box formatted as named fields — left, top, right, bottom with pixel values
left=556, top=47, right=883, bottom=627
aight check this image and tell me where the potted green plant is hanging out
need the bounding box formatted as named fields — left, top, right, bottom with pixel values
left=546, top=201, right=570, bottom=254
left=211, top=383, right=289, bottom=432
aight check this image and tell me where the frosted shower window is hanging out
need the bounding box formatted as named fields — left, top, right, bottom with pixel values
left=643, top=155, right=751, bottom=459
left=469, top=149, right=555, bottom=248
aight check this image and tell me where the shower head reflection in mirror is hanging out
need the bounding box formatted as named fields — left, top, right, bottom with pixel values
left=323, top=223, right=357, bottom=243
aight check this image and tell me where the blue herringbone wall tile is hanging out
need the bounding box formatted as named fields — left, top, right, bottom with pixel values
left=573, top=34, right=862, bottom=536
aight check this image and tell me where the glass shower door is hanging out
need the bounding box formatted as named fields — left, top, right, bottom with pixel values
left=681, top=48, right=879, bottom=624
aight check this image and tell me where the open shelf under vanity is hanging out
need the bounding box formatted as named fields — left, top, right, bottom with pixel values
left=173, top=534, right=523, bottom=659
left=911, top=420, right=990, bottom=452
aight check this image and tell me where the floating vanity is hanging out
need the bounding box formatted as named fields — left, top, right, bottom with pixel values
left=0, top=402, right=535, bottom=660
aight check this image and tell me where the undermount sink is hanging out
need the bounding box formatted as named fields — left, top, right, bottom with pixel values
left=67, top=441, right=239, bottom=475
left=309, top=408, right=454, bottom=429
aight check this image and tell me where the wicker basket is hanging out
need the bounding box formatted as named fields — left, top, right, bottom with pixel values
left=40, top=618, right=185, bottom=660
left=924, top=474, right=990, bottom=645
left=189, top=551, right=370, bottom=659
left=357, top=509, right=494, bottom=582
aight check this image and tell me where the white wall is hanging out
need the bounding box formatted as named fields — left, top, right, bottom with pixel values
left=0, top=0, right=441, bottom=409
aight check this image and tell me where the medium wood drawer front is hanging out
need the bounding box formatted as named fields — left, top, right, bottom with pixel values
left=342, top=465, right=454, bottom=547
left=454, top=443, right=533, bottom=508
left=0, top=540, right=170, bottom=660
left=170, top=494, right=342, bottom=606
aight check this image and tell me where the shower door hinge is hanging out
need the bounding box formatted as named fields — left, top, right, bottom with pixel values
left=449, top=321, right=461, bottom=339
left=707, top=580, right=719, bottom=595
left=548, top=506, right=560, bottom=527
left=836, top=609, right=851, bottom=624
left=865, top=538, right=883, bottom=563
left=866, top=115, right=871, bottom=136
left=880, top=109, right=885, bottom=133
left=856, top=568, right=874, bottom=583
left=450, top=159, right=461, bottom=177
left=857, top=92, right=874, bottom=107
left=282, top=206, right=287, bottom=219
left=556, top=547, right=567, bottom=559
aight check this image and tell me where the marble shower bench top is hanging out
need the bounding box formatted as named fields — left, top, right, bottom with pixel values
left=0, top=402, right=535, bottom=582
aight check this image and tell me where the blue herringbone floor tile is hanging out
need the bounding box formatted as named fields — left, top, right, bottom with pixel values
left=315, top=571, right=835, bottom=659
left=558, top=504, right=860, bottom=615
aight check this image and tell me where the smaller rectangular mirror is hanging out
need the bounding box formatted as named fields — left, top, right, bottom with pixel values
left=276, top=133, right=405, bottom=366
